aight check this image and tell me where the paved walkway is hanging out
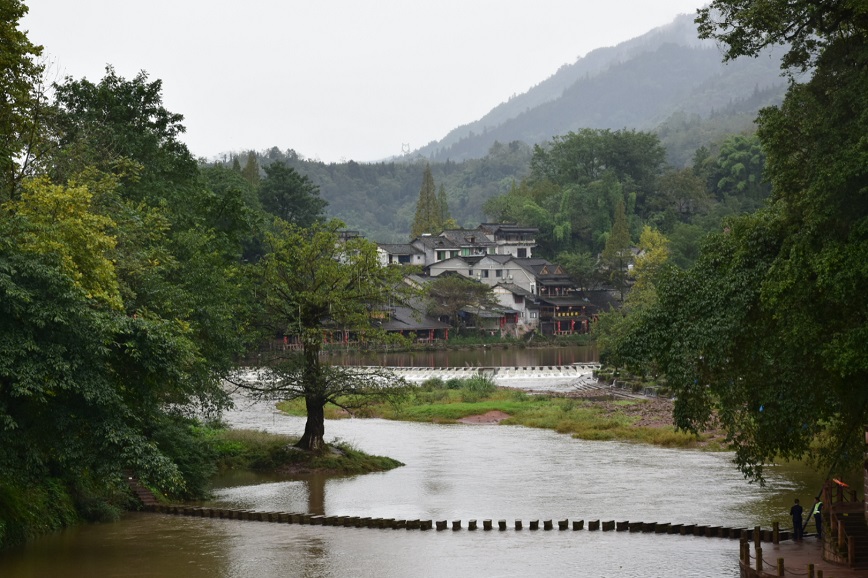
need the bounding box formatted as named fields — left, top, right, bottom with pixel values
left=749, top=536, right=865, bottom=577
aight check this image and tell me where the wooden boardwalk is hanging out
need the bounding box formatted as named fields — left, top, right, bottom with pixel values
left=741, top=536, right=867, bottom=577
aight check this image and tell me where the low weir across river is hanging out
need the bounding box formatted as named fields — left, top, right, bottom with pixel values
left=379, top=363, right=602, bottom=393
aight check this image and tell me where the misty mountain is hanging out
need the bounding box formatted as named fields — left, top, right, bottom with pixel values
left=413, top=13, right=787, bottom=162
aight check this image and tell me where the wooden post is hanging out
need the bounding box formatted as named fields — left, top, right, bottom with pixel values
left=807, top=563, right=814, bottom=578
left=515, top=520, right=523, bottom=530
left=529, top=520, right=539, bottom=530
left=588, top=520, right=600, bottom=531
left=452, top=520, right=461, bottom=531
left=849, top=535, right=856, bottom=566
left=773, top=521, right=779, bottom=544
left=483, top=519, right=493, bottom=531
left=755, top=546, right=763, bottom=573
left=436, top=520, right=447, bottom=531
left=558, top=520, right=569, bottom=531
left=777, top=557, right=784, bottom=576
left=543, top=520, right=553, bottom=530
left=754, top=525, right=762, bottom=548
left=572, top=520, right=583, bottom=531
left=498, top=519, right=507, bottom=531
left=468, top=520, right=477, bottom=531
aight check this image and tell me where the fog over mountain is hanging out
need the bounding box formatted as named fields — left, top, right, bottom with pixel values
left=411, top=13, right=787, bottom=163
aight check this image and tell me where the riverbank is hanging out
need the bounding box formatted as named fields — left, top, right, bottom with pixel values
left=276, top=376, right=725, bottom=450
left=212, top=428, right=403, bottom=476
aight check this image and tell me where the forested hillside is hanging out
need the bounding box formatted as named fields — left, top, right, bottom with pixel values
left=414, top=13, right=786, bottom=162
left=220, top=13, right=786, bottom=243
left=220, top=141, right=534, bottom=243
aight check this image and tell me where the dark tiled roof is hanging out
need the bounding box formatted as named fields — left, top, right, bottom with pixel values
left=378, top=243, right=422, bottom=255
left=412, top=236, right=459, bottom=249
left=378, top=306, right=450, bottom=331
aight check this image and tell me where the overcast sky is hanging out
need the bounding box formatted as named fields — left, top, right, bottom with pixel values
left=23, top=1, right=704, bottom=163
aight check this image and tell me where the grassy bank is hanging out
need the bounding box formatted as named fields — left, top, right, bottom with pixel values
left=277, top=376, right=721, bottom=450
left=209, top=428, right=403, bottom=475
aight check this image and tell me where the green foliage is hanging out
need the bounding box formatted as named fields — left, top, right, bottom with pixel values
left=601, top=200, right=632, bottom=300
left=0, top=0, right=47, bottom=200
left=0, top=478, right=79, bottom=549
left=148, top=414, right=219, bottom=501
left=697, top=0, right=868, bottom=71
left=259, top=161, right=326, bottom=227
left=211, top=429, right=403, bottom=474
left=252, top=219, right=414, bottom=450
left=600, top=6, right=868, bottom=480
left=410, top=164, right=441, bottom=238
left=425, top=274, right=499, bottom=333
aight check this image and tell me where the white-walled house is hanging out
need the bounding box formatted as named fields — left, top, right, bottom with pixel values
left=377, top=243, right=425, bottom=267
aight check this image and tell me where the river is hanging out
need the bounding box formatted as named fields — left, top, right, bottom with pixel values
left=0, top=393, right=823, bottom=577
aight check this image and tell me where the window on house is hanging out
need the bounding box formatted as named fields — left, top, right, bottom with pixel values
left=495, top=270, right=503, bottom=278
left=514, top=295, right=523, bottom=304
left=436, top=251, right=446, bottom=261
left=530, top=311, right=537, bottom=318
left=468, top=269, right=474, bottom=276
left=482, top=270, right=489, bottom=278
left=517, top=248, right=527, bottom=258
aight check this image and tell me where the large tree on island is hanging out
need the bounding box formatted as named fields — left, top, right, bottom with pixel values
left=601, top=0, right=868, bottom=482
left=249, top=219, right=412, bottom=451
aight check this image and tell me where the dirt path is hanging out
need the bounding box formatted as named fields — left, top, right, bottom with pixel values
left=457, top=410, right=511, bottom=424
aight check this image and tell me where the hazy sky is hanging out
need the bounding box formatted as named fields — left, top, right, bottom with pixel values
left=23, top=1, right=704, bottom=163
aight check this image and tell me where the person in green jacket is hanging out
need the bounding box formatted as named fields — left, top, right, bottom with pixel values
left=811, top=497, right=823, bottom=539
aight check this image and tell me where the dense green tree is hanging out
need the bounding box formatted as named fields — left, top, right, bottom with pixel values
left=600, top=0, right=868, bottom=481
left=425, top=274, right=499, bottom=334
left=0, top=0, right=48, bottom=200
left=555, top=250, right=600, bottom=290
left=0, top=180, right=193, bottom=496
left=595, top=225, right=669, bottom=364
left=601, top=200, right=632, bottom=301
left=259, top=161, right=326, bottom=227
left=410, top=164, right=441, bottom=238
left=51, top=67, right=198, bottom=209
left=438, top=184, right=450, bottom=224
left=240, top=151, right=260, bottom=189
left=707, top=134, right=769, bottom=209
left=249, top=220, right=411, bottom=451
left=529, top=128, right=665, bottom=201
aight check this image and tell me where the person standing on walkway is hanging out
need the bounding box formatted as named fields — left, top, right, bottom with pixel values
left=811, top=497, right=823, bottom=539
left=790, top=498, right=804, bottom=541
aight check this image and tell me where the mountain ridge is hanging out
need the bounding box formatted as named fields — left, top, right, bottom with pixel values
left=411, top=13, right=785, bottom=162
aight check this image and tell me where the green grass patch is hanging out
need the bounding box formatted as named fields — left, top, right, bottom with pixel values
left=322, top=376, right=709, bottom=450
left=212, top=429, right=402, bottom=475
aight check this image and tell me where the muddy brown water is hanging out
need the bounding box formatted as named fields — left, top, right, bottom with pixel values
left=0, top=393, right=827, bottom=578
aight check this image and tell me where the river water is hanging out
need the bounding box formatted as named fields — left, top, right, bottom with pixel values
left=0, top=393, right=824, bottom=578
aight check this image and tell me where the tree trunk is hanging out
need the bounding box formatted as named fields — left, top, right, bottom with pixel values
left=296, top=397, right=326, bottom=451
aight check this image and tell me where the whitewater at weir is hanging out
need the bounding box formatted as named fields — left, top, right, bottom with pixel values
left=236, top=363, right=604, bottom=395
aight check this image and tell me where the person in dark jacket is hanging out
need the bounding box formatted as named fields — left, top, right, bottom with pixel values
left=790, top=498, right=803, bottom=541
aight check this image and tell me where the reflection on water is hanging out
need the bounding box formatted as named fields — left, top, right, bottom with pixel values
left=0, top=395, right=825, bottom=578
left=325, top=344, right=598, bottom=367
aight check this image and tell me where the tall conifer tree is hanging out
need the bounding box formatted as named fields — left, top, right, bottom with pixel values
left=410, top=164, right=440, bottom=238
